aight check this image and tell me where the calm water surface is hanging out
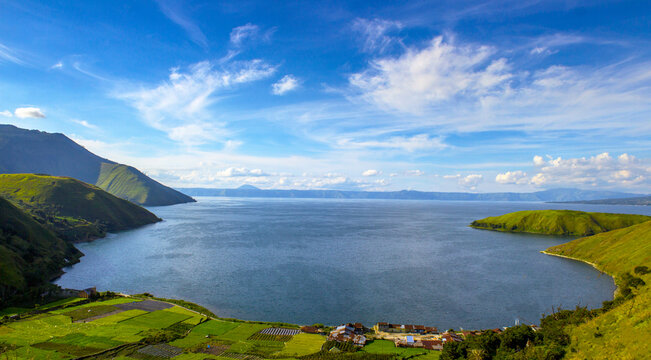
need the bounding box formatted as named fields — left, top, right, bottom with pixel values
left=56, top=198, right=651, bottom=329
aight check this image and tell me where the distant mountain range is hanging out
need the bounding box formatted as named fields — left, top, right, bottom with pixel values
left=559, top=195, right=651, bottom=206
left=0, top=124, right=194, bottom=206
left=178, top=185, right=643, bottom=203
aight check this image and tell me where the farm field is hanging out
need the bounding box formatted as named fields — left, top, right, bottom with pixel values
left=0, top=295, right=444, bottom=359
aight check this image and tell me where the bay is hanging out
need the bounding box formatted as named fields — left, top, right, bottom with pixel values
left=56, top=197, right=651, bottom=330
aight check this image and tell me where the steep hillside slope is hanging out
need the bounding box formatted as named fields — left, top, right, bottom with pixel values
left=544, top=221, right=651, bottom=359
left=0, top=124, right=194, bottom=206
left=97, top=163, right=195, bottom=206
left=470, top=210, right=650, bottom=236
left=545, top=220, right=651, bottom=276
left=0, top=197, right=82, bottom=305
left=0, top=174, right=161, bottom=242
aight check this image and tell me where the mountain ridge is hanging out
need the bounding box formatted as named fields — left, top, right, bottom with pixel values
left=0, top=124, right=195, bottom=206
left=178, top=186, right=642, bottom=202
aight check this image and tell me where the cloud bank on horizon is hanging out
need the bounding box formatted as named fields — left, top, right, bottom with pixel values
left=0, top=0, right=650, bottom=193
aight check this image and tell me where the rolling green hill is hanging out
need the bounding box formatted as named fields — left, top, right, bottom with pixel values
left=96, top=163, right=195, bottom=206
left=544, top=220, right=651, bottom=359
left=0, top=124, right=194, bottom=206
left=0, top=197, right=82, bottom=306
left=0, top=174, right=161, bottom=242
left=470, top=210, right=651, bottom=236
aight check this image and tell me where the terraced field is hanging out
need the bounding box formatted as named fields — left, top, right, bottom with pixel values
left=0, top=295, right=443, bottom=359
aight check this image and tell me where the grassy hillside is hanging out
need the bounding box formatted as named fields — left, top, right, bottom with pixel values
left=0, top=197, right=81, bottom=306
left=544, top=220, right=651, bottom=359
left=545, top=220, right=651, bottom=275
left=470, top=210, right=651, bottom=236
left=97, top=163, right=195, bottom=206
left=0, top=124, right=195, bottom=206
left=0, top=174, right=161, bottom=242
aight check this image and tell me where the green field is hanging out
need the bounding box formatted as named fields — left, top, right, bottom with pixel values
left=119, top=309, right=190, bottom=328
left=277, top=333, right=327, bottom=357
left=363, top=340, right=438, bottom=358
left=0, top=296, right=342, bottom=359
left=471, top=210, right=650, bottom=236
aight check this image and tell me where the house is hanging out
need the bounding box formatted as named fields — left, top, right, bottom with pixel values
left=421, top=340, right=443, bottom=351
left=375, top=322, right=438, bottom=335
left=301, top=326, right=321, bottom=334
left=328, top=324, right=367, bottom=346
left=441, top=332, right=463, bottom=343
left=78, top=287, right=97, bottom=298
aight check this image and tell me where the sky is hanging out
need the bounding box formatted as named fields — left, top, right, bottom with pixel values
left=1, top=0, right=650, bottom=193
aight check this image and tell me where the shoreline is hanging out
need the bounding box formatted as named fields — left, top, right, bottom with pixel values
left=541, top=250, right=618, bottom=298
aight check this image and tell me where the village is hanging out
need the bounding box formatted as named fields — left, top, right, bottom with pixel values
left=310, top=321, right=514, bottom=352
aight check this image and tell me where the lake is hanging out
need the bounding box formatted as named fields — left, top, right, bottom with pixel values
left=56, top=197, right=651, bottom=330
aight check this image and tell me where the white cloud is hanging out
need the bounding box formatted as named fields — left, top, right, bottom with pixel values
left=0, top=110, right=12, bottom=117
left=51, top=61, right=63, bottom=69
left=14, top=107, right=45, bottom=119
left=495, top=170, right=528, bottom=184
left=117, top=60, right=276, bottom=145
left=0, top=43, right=25, bottom=65
left=272, top=75, right=299, bottom=95
left=445, top=174, right=483, bottom=190
left=349, top=36, right=511, bottom=113
left=362, top=169, right=380, bottom=177
left=336, top=134, right=446, bottom=152
left=406, top=169, right=425, bottom=176
left=351, top=18, right=403, bottom=53
left=157, top=0, right=208, bottom=48
left=71, top=119, right=97, bottom=129
left=529, top=152, right=651, bottom=190
left=230, top=23, right=259, bottom=46
left=215, top=167, right=268, bottom=178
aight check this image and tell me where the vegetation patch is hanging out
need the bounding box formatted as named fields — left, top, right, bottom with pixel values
left=277, top=333, right=326, bottom=357
left=62, top=304, right=119, bottom=321
left=32, top=340, right=102, bottom=357
left=119, top=309, right=190, bottom=329
left=218, top=323, right=270, bottom=342
left=248, top=332, right=294, bottom=342
left=191, top=320, right=240, bottom=336
left=471, top=210, right=650, bottom=236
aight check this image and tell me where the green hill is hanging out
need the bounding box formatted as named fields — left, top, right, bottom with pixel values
left=0, top=124, right=195, bottom=206
left=544, top=220, right=651, bottom=359
left=470, top=210, right=651, bottom=236
left=0, top=174, right=161, bottom=242
left=96, top=163, right=195, bottom=206
left=0, top=197, right=82, bottom=306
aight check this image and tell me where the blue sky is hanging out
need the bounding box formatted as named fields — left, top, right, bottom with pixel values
left=1, top=0, right=650, bottom=192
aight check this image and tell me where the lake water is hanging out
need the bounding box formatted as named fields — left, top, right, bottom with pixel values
left=56, top=197, right=651, bottom=330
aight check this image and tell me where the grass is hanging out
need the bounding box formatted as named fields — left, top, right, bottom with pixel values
left=0, top=173, right=161, bottom=240
left=470, top=210, right=651, bottom=236
left=119, top=309, right=190, bottom=329
left=277, top=333, right=326, bottom=357
left=62, top=305, right=118, bottom=321
left=545, top=220, right=651, bottom=276
left=97, top=162, right=195, bottom=206
left=216, top=323, right=270, bottom=342
left=191, top=320, right=240, bottom=336
left=362, top=339, right=432, bottom=358
left=93, top=309, right=148, bottom=324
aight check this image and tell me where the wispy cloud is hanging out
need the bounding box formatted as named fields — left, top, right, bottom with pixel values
left=351, top=18, right=403, bottom=53
left=71, top=119, right=98, bottom=129
left=14, top=107, right=45, bottom=119
left=336, top=134, right=446, bottom=152
left=51, top=61, right=63, bottom=69
left=272, top=75, right=299, bottom=95
left=0, top=110, right=12, bottom=117
left=230, top=23, right=259, bottom=46
left=156, top=0, right=208, bottom=49
left=0, top=43, right=26, bottom=65
left=116, top=60, right=276, bottom=145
